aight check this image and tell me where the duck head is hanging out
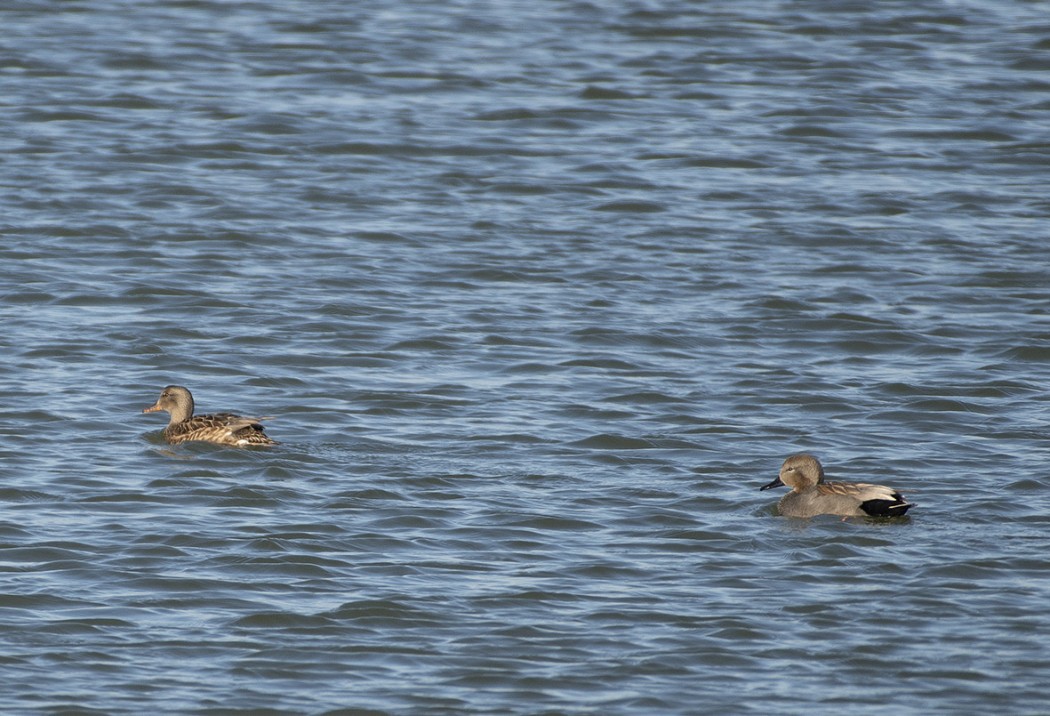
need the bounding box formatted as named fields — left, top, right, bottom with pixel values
left=760, top=453, right=825, bottom=492
left=143, top=385, right=195, bottom=423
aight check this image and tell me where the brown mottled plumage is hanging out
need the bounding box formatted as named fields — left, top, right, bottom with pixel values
left=142, top=385, right=276, bottom=446
left=760, top=453, right=911, bottom=518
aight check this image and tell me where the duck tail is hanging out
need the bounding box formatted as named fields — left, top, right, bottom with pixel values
left=859, top=499, right=913, bottom=517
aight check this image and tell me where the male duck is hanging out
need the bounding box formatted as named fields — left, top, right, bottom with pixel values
left=760, top=453, right=912, bottom=518
left=142, top=385, right=276, bottom=446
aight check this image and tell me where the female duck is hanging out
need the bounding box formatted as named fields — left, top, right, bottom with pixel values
left=142, top=385, right=276, bottom=446
left=760, top=453, right=911, bottom=518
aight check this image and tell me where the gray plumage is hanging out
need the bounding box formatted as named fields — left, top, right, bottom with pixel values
left=760, top=453, right=912, bottom=518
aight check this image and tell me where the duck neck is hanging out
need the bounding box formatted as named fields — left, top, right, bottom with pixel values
left=168, top=398, right=194, bottom=424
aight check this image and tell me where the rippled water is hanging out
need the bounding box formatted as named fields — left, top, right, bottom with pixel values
left=2, top=1, right=1049, bottom=713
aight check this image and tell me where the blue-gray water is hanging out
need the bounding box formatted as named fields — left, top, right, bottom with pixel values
left=2, top=1, right=1049, bottom=713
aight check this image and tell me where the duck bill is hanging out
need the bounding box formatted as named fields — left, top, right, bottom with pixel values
left=142, top=402, right=162, bottom=414
left=760, top=476, right=785, bottom=491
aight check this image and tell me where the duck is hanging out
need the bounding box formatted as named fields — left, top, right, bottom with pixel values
left=760, top=453, right=912, bottom=518
left=142, top=385, right=277, bottom=446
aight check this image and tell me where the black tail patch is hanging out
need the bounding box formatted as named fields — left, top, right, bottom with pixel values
left=860, top=497, right=912, bottom=517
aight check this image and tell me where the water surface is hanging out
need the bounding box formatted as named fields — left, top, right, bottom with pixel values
left=2, top=1, right=1049, bottom=713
